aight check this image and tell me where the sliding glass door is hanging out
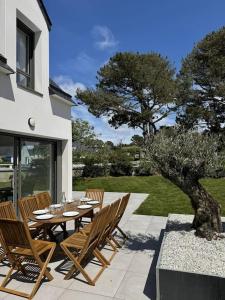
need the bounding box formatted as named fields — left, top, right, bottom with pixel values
left=0, top=135, right=14, bottom=203
left=0, top=133, right=56, bottom=205
left=19, top=140, right=55, bottom=198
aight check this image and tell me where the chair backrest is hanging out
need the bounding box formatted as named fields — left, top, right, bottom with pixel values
left=85, top=189, right=104, bottom=208
left=80, top=205, right=110, bottom=260
left=114, top=193, right=130, bottom=227
left=0, top=218, right=32, bottom=249
left=36, top=192, right=52, bottom=210
left=18, top=196, right=39, bottom=221
left=0, top=201, right=16, bottom=219
left=100, top=199, right=121, bottom=243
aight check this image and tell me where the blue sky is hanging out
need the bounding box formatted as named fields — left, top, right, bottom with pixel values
left=45, top=0, right=225, bottom=144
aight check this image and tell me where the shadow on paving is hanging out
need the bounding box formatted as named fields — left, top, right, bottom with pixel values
left=122, top=230, right=165, bottom=300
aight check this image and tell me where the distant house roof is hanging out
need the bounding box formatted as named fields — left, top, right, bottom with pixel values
left=37, top=0, right=52, bottom=31
left=0, top=54, right=14, bottom=75
left=49, top=79, right=74, bottom=104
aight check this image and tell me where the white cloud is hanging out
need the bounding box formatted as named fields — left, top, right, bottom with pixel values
left=92, top=25, right=118, bottom=50
left=53, top=75, right=86, bottom=97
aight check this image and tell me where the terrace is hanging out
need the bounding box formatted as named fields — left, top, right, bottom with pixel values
left=0, top=192, right=167, bottom=300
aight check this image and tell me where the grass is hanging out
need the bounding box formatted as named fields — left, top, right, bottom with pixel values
left=73, top=176, right=225, bottom=216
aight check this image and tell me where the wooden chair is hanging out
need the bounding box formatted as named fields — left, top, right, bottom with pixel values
left=81, top=189, right=105, bottom=223
left=85, top=189, right=104, bottom=209
left=35, top=192, right=51, bottom=210
left=35, top=192, right=66, bottom=238
left=110, top=193, right=130, bottom=247
left=80, top=199, right=121, bottom=265
left=60, top=205, right=110, bottom=285
left=0, top=218, right=56, bottom=299
left=18, top=196, right=45, bottom=238
left=0, top=201, right=17, bottom=261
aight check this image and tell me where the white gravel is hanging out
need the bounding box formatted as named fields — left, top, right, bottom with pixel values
left=159, top=214, right=225, bottom=278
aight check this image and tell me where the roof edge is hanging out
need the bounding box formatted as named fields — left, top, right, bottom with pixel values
left=49, top=79, right=74, bottom=105
left=37, top=0, right=52, bottom=31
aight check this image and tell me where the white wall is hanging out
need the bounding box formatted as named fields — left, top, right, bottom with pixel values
left=0, top=0, right=72, bottom=200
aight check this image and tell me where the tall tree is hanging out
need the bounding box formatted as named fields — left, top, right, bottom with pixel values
left=131, top=135, right=144, bottom=147
left=176, top=27, right=225, bottom=133
left=77, top=52, right=177, bottom=142
left=72, top=119, right=96, bottom=149
left=149, top=128, right=225, bottom=240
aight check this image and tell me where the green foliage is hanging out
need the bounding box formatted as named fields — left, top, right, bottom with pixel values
left=82, top=156, right=109, bottom=178
left=149, top=128, right=225, bottom=181
left=109, top=148, right=132, bottom=176
left=135, top=160, right=156, bottom=176
left=77, top=52, right=177, bottom=140
left=131, top=135, right=144, bottom=147
left=72, top=119, right=96, bottom=145
left=176, top=26, right=225, bottom=133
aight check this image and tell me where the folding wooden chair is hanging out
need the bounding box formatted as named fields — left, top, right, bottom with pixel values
left=0, top=201, right=17, bottom=261
left=35, top=192, right=51, bottom=210
left=85, top=189, right=104, bottom=209
left=60, top=205, right=109, bottom=285
left=110, top=193, right=130, bottom=247
left=81, top=189, right=105, bottom=224
left=0, top=218, right=56, bottom=299
left=81, top=199, right=121, bottom=265
left=18, top=196, right=45, bottom=238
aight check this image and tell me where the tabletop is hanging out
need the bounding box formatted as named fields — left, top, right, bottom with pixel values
left=29, top=202, right=98, bottom=225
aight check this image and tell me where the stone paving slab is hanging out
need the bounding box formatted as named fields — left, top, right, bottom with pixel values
left=0, top=192, right=167, bottom=300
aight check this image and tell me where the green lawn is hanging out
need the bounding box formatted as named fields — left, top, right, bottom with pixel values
left=73, top=176, right=225, bottom=216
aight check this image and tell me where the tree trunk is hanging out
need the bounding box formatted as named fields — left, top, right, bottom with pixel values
left=160, top=169, right=222, bottom=240
left=182, top=181, right=222, bottom=240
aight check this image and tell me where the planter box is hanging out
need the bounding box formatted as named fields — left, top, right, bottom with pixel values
left=156, top=214, right=225, bottom=300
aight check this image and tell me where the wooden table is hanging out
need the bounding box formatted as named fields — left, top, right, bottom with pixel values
left=29, top=202, right=97, bottom=241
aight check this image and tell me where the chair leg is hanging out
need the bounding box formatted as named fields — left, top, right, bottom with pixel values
left=95, top=248, right=110, bottom=266
left=110, top=235, right=122, bottom=248
left=0, top=265, right=14, bottom=288
left=30, top=245, right=55, bottom=299
left=116, top=225, right=128, bottom=240
left=61, top=244, right=95, bottom=285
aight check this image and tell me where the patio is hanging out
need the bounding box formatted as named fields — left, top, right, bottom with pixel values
left=0, top=192, right=167, bottom=300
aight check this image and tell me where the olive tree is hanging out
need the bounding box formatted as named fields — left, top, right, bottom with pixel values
left=148, top=128, right=225, bottom=240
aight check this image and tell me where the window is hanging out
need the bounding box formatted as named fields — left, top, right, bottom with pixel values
left=16, top=19, right=34, bottom=89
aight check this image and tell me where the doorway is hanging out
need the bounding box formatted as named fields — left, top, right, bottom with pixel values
left=0, top=133, right=56, bottom=207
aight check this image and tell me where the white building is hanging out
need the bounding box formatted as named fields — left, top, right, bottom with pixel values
left=0, top=0, right=73, bottom=206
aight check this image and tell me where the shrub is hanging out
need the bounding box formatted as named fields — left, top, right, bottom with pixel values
left=135, top=160, right=157, bottom=176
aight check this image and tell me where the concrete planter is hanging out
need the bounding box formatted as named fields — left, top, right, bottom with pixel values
left=156, top=214, right=225, bottom=300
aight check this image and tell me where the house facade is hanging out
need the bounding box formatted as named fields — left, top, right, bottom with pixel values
left=0, top=0, right=73, bottom=207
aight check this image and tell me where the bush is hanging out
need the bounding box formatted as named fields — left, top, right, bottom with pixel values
left=82, top=157, right=109, bottom=178
left=110, top=161, right=132, bottom=176
left=134, top=160, right=157, bottom=176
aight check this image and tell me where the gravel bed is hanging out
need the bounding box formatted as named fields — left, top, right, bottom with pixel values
left=159, top=214, right=225, bottom=278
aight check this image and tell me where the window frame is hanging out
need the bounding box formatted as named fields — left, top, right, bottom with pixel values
left=16, top=19, right=34, bottom=90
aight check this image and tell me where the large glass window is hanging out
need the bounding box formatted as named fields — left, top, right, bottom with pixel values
left=20, top=140, right=55, bottom=198
left=16, top=19, right=34, bottom=89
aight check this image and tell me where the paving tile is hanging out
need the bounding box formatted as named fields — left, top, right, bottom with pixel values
left=59, top=290, right=113, bottom=300
left=69, top=265, right=126, bottom=297
left=106, top=249, right=135, bottom=271
left=33, top=285, right=65, bottom=300
left=128, top=252, right=154, bottom=274
left=115, top=271, right=150, bottom=300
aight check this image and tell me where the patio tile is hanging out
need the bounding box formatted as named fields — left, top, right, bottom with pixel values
left=45, top=269, right=74, bottom=289
left=59, top=290, right=113, bottom=300
left=128, top=251, right=154, bottom=275
left=105, top=249, right=135, bottom=271
left=2, top=283, right=65, bottom=300
left=69, top=265, right=126, bottom=297
left=114, top=271, right=151, bottom=300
